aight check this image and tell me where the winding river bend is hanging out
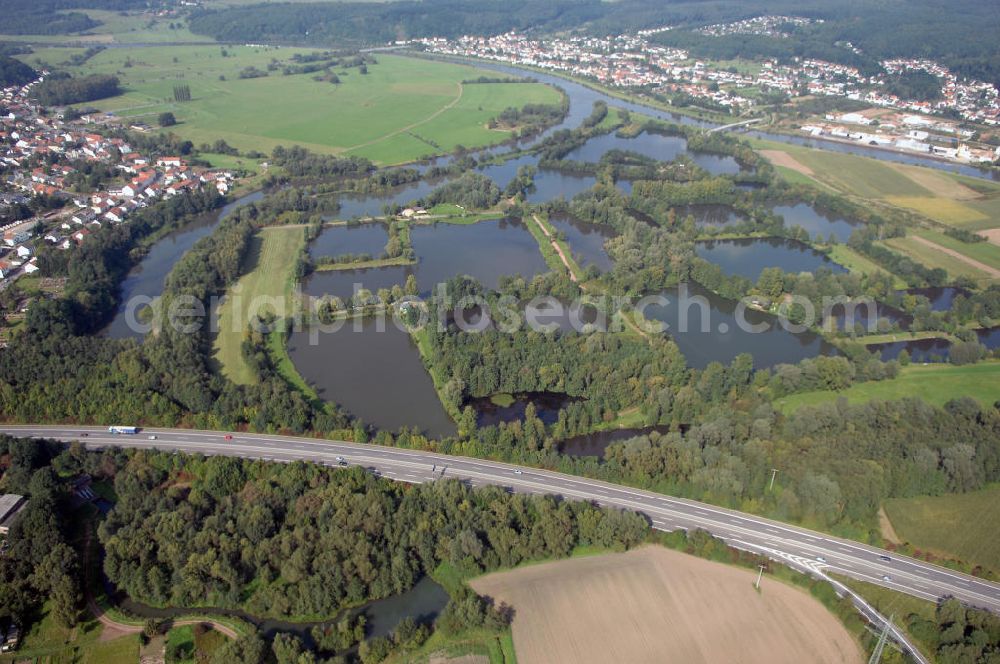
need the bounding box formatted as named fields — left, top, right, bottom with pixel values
left=428, top=55, right=999, bottom=182
left=112, top=574, right=448, bottom=645
left=104, top=190, right=266, bottom=339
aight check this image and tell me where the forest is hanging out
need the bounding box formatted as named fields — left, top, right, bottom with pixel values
left=0, top=436, right=83, bottom=639
left=31, top=74, right=121, bottom=107
left=183, top=0, right=1000, bottom=87
left=99, top=449, right=647, bottom=621
left=0, top=436, right=648, bottom=662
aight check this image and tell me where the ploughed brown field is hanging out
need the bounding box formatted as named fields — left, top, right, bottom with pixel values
left=470, top=546, right=862, bottom=664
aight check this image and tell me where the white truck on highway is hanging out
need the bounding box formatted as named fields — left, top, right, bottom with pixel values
left=107, top=426, right=139, bottom=435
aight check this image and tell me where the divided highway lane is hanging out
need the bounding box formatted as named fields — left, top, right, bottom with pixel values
left=5, top=424, right=1000, bottom=615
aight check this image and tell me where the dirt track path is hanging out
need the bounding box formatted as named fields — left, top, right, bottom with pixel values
left=909, top=234, right=1000, bottom=278
left=83, top=528, right=239, bottom=641
left=531, top=214, right=578, bottom=282
left=345, top=82, right=464, bottom=152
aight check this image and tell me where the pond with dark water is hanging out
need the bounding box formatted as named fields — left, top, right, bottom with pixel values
left=304, top=218, right=549, bottom=299
left=695, top=237, right=847, bottom=282
left=549, top=214, right=616, bottom=272
left=287, top=320, right=456, bottom=438
left=905, top=287, right=970, bottom=312
left=868, top=337, right=953, bottom=363
left=977, top=327, right=1000, bottom=349
left=770, top=203, right=863, bottom=244
left=309, top=223, right=389, bottom=259
left=642, top=283, right=839, bottom=369
left=332, top=179, right=440, bottom=219
left=559, top=425, right=673, bottom=459
left=470, top=391, right=583, bottom=428
left=561, top=131, right=742, bottom=176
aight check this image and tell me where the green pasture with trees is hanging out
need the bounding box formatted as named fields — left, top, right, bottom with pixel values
left=21, top=47, right=562, bottom=164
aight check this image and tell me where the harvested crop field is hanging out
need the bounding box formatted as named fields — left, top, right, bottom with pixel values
left=980, top=228, right=1000, bottom=247
left=470, top=546, right=862, bottom=664
left=761, top=149, right=814, bottom=176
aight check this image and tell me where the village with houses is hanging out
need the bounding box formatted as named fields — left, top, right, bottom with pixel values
left=0, top=73, right=238, bottom=337
left=413, top=18, right=1000, bottom=166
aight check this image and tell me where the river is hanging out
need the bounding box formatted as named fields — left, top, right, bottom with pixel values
left=103, top=189, right=266, bottom=339
left=113, top=574, right=449, bottom=645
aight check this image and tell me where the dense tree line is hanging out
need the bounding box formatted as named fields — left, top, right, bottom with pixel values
left=188, top=0, right=609, bottom=46
left=98, top=449, right=647, bottom=627
left=270, top=146, right=375, bottom=179
left=32, top=74, right=120, bottom=106
left=449, top=392, right=1000, bottom=539
left=0, top=436, right=83, bottom=634
left=0, top=55, right=37, bottom=87
left=906, top=598, right=1000, bottom=663
left=580, top=100, right=608, bottom=129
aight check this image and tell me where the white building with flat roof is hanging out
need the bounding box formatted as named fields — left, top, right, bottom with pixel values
left=0, top=494, right=27, bottom=535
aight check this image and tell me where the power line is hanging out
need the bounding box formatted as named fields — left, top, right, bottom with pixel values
left=868, top=614, right=893, bottom=664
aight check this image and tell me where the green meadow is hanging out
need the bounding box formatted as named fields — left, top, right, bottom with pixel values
left=775, top=362, right=1000, bottom=413
left=884, top=484, right=1000, bottom=574
left=23, top=47, right=561, bottom=164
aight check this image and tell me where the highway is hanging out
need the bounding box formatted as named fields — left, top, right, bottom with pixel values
left=4, top=425, right=999, bottom=622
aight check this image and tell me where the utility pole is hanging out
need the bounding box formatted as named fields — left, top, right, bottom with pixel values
left=755, top=563, right=766, bottom=590
left=868, top=615, right=893, bottom=664
left=768, top=468, right=779, bottom=491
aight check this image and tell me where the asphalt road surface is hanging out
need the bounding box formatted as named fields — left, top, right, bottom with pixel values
left=5, top=424, right=999, bottom=619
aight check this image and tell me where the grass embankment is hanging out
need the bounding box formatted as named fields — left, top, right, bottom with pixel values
left=775, top=362, right=1000, bottom=413
left=213, top=225, right=306, bottom=385
left=28, top=48, right=561, bottom=164
left=314, top=256, right=415, bottom=271
left=411, top=326, right=463, bottom=422
left=850, top=331, right=956, bottom=345
left=826, top=244, right=908, bottom=289
left=524, top=212, right=583, bottom=281
left=883, top=484, right=1000, bottom=576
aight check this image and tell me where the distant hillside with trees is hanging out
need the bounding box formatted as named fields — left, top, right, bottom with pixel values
left=186, top=0, right=1000, bottom=89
